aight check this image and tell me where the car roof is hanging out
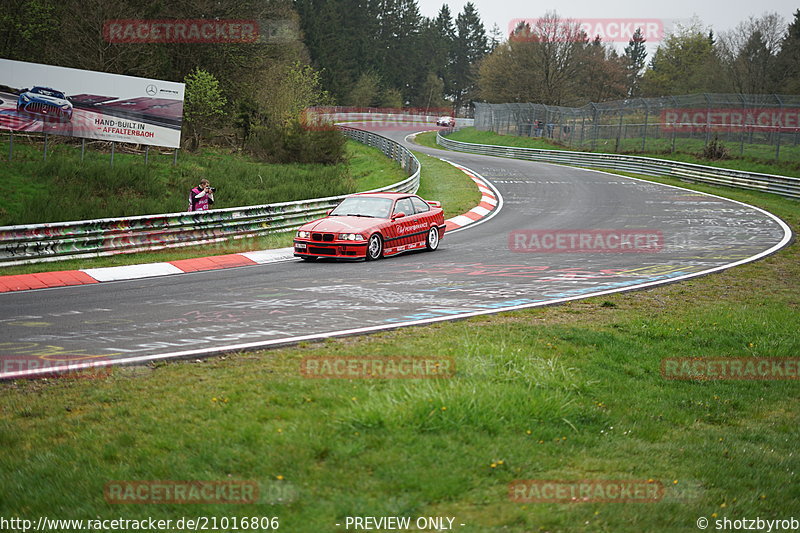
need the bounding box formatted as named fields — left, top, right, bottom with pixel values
left=346, top=192, right=414, bottom=200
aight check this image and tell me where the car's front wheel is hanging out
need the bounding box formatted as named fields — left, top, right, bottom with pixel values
left=425, top=226, right=440, bottom=251
left=366, top=234, right=383, bottom=261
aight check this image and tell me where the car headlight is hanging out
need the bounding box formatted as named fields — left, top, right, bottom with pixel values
left=297, top=231, right=310, bottom=239
left=61, top=104, right=70, bottom=109
left=21, top=95, right=30, bottom=102
left=338, top=233, right=364, bottom=241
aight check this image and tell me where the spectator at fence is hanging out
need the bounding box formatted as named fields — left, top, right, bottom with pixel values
left=189, top=179, right=215, bottom=211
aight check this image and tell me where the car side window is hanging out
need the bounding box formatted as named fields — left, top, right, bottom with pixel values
left=393, top=198, right=413, bottom=216
left=410, top=196, right=430, bottom=214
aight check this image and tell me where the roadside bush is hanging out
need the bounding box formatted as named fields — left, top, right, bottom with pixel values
left=702, top=136, right=730, bottom=160
left=246, top=122, right=346, bottom=165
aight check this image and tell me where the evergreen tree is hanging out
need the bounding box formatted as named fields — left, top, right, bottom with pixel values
left=774, top=9, right=800, bottom=93
left=623, top=28, right=647, bottom=96
left=451, top=2, right=488, bottom=113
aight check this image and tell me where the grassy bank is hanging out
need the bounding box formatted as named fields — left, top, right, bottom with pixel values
left=0, top=143, right=481, bottom=276
left=0, top=139, right=408, bottom=226
left=420, top=128, right=800, bottom=178
left=1, top=172, right=798, bottom=531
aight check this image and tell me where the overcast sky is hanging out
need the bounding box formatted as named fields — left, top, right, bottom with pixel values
left=418, top=0, right=799, bottom=52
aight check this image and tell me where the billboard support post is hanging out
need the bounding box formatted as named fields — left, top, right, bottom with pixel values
left=145, top=145, right=149, bottom=165
left=173, top=148, right=178, bottom=166
left=81, top=138, right=86, bottom=162
left=8, top=132, right=12, bottom=162
left=44, top=134, right=48, bottom=161
left=110, top=141, right=115, bottom=167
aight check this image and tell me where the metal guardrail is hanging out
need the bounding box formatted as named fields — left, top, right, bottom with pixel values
left=0, top=127, right=420, bottom=266
left=437, top=130, right=800, bottom=200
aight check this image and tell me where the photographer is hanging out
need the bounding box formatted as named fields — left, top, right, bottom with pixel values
left=188, top=178, right=215, bottom=211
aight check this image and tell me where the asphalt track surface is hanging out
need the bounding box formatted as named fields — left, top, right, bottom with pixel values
left=0, top=123, right=792, bottom=378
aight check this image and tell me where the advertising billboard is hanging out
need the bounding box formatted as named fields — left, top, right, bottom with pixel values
left=0, top=58, right=184, bottom=148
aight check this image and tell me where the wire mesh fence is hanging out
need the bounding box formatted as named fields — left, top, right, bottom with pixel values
left=474, top=94, right=800, bottom=161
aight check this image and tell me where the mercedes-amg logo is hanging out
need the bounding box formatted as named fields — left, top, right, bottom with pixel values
left=145, top=84, right=157, bottom=96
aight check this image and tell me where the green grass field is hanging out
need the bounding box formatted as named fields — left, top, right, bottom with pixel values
left=0, top=139, right=410, bottom=226
left=427, top=128, right=800, bottom=178
left=1, top=154, right=798, bottom=530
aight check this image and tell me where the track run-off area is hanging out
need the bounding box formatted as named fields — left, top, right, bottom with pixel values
left=0, top=123, right=792, bottom=379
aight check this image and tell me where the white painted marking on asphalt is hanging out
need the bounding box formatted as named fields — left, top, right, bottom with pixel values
left=81, top=263, right=183, bottom=282
left=241, top=248, right=297, bottom=264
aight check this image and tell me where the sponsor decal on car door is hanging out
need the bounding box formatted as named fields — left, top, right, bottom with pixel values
left=390, top=198, right=426, bottom=254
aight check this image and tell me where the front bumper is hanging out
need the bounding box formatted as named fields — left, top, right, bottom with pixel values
left=293, top=239, right=368, bottom=259
left=19, top=102, right=72, bottom=121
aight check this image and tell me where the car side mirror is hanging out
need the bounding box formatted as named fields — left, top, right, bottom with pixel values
left=392, top=212, right=405, bottom=220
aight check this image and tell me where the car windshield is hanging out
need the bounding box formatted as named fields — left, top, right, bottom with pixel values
left=330, top=196, right=393, bottom=219
left=31, top=87, right=65, bottom=99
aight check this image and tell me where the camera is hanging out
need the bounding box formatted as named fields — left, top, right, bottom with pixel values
left=209, top=187, right=216, bottom=192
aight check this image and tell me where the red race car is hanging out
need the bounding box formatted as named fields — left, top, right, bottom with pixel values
left=294, top=192, right=446, bottom=261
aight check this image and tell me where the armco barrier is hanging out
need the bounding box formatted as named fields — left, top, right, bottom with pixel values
left=437, top=131, right=800, bottom=200
left=0, top=127, right=419, bottom=266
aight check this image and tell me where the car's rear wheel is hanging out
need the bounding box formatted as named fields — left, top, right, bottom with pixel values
left=366, top=234, right=383, bottom=261
left=425, top=226, right=440, bottom=251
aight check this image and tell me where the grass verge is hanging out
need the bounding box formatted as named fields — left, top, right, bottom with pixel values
left=0, top=140, right=443, bottom=277
left=425, top=128, right=800, bottom=178
left=0, top=139, right=406, bottom=226
left=0, top=168, right=798, bottom=531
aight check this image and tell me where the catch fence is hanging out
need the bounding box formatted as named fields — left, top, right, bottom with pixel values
left=474, top=94, right=800, bottom=161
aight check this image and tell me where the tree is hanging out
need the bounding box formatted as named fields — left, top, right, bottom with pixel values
left=487, top=23, right=504, bottom=51
left=184, top=68, right=227, bottom=150
left=452, top=2, right=489, bottom=112
left=718, top=13, right=785, bottom=94
left=775, top=10, right=800, bottom=93
left=260, top=61, right=332, bottom=127
left=623, top=28, right=647, bottom=96
left=348, top=72, right=382, bottom=107
left=575, top=38, right=628, bottom=103
left=640, top=19, right=727, bottom=96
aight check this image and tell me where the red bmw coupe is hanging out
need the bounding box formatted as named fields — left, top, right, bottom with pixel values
left=293, top=192, right=446, bottom=261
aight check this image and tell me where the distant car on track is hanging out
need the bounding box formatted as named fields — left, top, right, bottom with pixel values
left=17, top=86, right=73, bottom=122
left=294, top=192, right=446, bottom=261
left=436, top=116, right=455, bottom=127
